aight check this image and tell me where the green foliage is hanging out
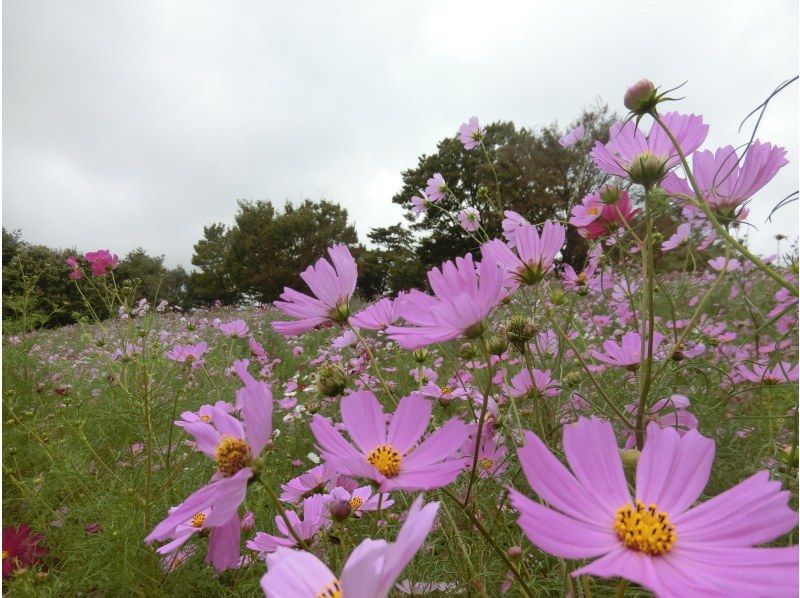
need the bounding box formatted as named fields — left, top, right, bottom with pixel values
left=2, top=242, right=103, bottom=329
left=188, top=199, right=360, bottom=305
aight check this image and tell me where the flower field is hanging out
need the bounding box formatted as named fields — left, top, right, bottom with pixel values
left=3, top=82, right=799, bottom=596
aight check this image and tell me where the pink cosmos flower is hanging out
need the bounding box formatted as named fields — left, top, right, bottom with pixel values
left=350, top=297, right=400, bottom=330
left=419, top=381, right=470, bottom=404
left=623, top=394, right=698, bottom=449
left=176, top=401, right=235, bottom=429
left=310, top=391, right=468, bottom=492
left=661, top=222, right=691, bottom=252
left=145, top=470, right=251, bottom=571
left=425, top=173, right=447, bottom=202
left=272, top=244, right=357, bottom=336
left=737, top=362, right=799, bottom=385
left=280, top=463, right=340, bottom=503
left=662, top=142, right=788, bottom=216
left=65, top=256, right=82, bottom=279
left=501, top=210, right=529, bottom=248
left=708, top=257, right=740, bottom=272
left=164, top=342, right=209, bottom=367
left=509, top=368, right=560, bottom=398
left=559, top=124, right=585, bottom=148
left=569, top=188, right=638, bottom=240
left=590, top=331, right=664, bottom=371
left=482, top=221, right=565, bottom=289
left=149, top=374, right=273, bottom=569
left=260, top=496, right=439, bottom=598
left=326, top=485, right=394, bottom=517
left=590, top=112, right=709, bottom=185
left=510, top=417, right=798, bottom=597
left=461, top=423, right=508, bottom=480
left=83, top=249, right=119, bottom=276
left=386, top=253, right=504, bottom=349
left=459, top=116, right=485, bottom=150
left=458, top=207, right=481, bottom=232
left=219, top=319, right=249, bottom=338
left=410, top=189, right=429, bottom=215
left=247, top=494, right=330, bottom=555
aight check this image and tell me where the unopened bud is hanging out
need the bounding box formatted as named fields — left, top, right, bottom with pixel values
left=599, top=185, right=622, bottom=205
left=505, top=316, right=537, bottom=351
left=620, top=448, right=641, bottom=469
left=486, top=335, right=508, bottom=356
left=507, top=546, right=523, bottom=561
left=624, top=79, right=657, bottom=115
left=459, top=343, right=478, bottom=360
left=549, top=289, right=567, bottom=306
left=329, top=499, right=352, bottom=522
left=315, top=363, right=348, bottom=397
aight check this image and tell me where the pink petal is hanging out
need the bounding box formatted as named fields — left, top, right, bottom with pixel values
left=509, top=490, right=618, bottom=559
left=341, top=391, right=387, bottom=453
left=636, top=423, right=714, bottom=516
left=387, top=393, right=431, bottom=454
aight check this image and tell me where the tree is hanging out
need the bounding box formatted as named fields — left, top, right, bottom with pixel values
left=390, top=104, right=616, bottom=273
left=2, top=242, right=103, bottom=328
left=363, top=224, right=426, bottom=295
left=225, top=199, right=358, bottom=303
left=187, top=223, right=238, bottom=305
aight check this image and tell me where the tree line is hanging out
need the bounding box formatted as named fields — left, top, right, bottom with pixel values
left=3, top=106, right=616, bottom=328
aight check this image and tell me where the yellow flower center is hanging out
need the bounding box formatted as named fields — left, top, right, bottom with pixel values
left=316, top=579, right=342, bottom=598
left=614, top=500, right=676, bottom=555
left=366, top=444, right=402, bottom=478
left=200, top=414, right=211, bottom=423
left=588, top=207, right=600, bottom=216
left=215, top=435, right=252, bottom=477
left=577, top=272, right=588, bottom=284
left=440, top=386, right=453, bottom=395
left=479, top=457, right=494, bottom=470
left=349, top=496, right=364, bottom=511
left=2, top=550, right=9, bottom=560
left=190, top=512, right=206, bottom=528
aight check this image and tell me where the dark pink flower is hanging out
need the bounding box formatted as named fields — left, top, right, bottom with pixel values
left=83, top=249, right=119, bottom=276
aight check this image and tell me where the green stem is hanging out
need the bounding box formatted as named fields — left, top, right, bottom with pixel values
left=464, top=335, right=495, bottom=506
left=635, top=186, right=657, bottom=449
left=441, top=488, right=536, bottom=598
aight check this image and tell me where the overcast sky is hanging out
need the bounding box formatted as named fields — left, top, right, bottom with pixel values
left=3, top=0, right=798, bottom=268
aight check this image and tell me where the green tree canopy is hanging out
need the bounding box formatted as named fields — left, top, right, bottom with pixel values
left=389, top=105, right=616, bottom=277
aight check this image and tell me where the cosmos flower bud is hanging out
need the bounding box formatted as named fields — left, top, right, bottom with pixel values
left=241, top=512, right=255, bottom=531
left=486, top=335, right=509, bottom=356
left=459, top=343, right=478, bottom=360
left=562, top=371, right=582, bottom=386
left=549, top=289, right=568, bottom=306
left=505, top=316, right=537, bottom=351
left=624, top=79, right=657, bottom=115
left=507, top=546, right=523, bottom=561
left=599, top=185, right=623, bottom=205
left=315, top=363, right=348, bottom=397
left=329, top=499, right=352, bottom=522
left=620, top=448, right=641, bottom=469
